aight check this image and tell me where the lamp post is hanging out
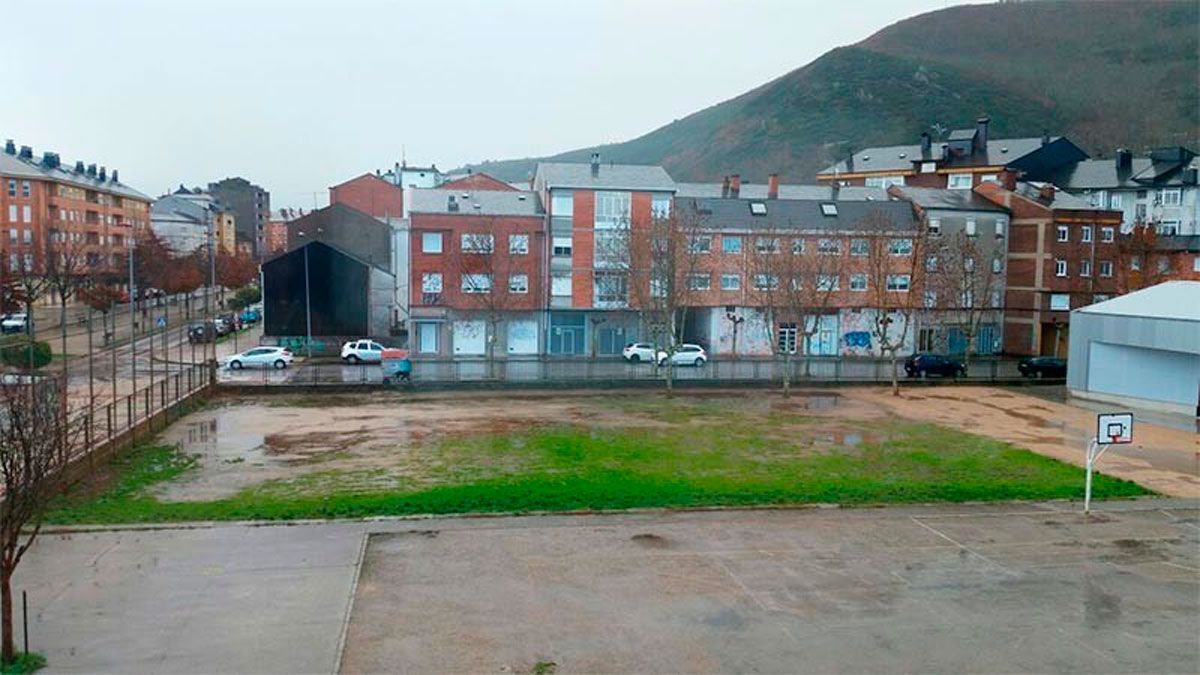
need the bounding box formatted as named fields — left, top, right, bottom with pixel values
left=128, top=233, right=136, bottom=399
left=296, top=230, right=313, bottom=359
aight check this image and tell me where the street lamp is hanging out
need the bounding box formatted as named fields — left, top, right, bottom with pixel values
left=296, top=230, right=313, bottom=359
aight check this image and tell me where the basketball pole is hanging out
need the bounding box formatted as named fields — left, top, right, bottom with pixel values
left=1084, top=437, right=1113, bottom=514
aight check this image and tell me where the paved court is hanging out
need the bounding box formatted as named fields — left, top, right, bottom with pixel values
left=16, top=501, right=1200, bottom=674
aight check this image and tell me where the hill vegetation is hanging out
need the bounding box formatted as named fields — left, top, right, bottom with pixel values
left=465, top=0, right=1198, bottom=184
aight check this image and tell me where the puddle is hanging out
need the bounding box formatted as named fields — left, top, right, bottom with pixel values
left=804, top=395, right=840, bottom=410
left=631, top=533, right=670, bottom=548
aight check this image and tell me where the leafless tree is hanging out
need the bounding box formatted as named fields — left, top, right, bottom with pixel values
left=926, top=230, right=1003, bottom=370
left=861, top=209, right=926, bottom=396
left=42, top=237, right=93, bottom=381
left=0, top=373, right=84, bottom=663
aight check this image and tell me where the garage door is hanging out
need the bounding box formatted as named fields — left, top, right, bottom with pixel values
left=1088, top=342, right=1200, bottom=407
left=453, top=320, right=486, bottom=355
left=506, top=320, right=539, bottom=355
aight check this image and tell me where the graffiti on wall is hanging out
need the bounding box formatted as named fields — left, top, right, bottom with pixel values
left=844, top=331, right=872, bottom=349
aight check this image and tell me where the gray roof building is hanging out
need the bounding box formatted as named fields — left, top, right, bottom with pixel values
left=1, top=139, right=150, bottom=201
left=1047, top=147, right=1199, bottom=190
left=407, top=188, right=544, bottom=217
left=890, top=186, right=1009, bottom=213
left=533, top=157, right=675, bottom=193
left=677, top=196, right=917, bottom=233
left=675, top=182, right=891, bottom=201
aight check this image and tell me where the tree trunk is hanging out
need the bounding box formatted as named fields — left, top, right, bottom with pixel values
left=60, top=297, right=69, bottom=380
left=1, top=567, right=13, bottom=663
left=890, top=351, right=900, bottom=396
left=782, top=352, right=792, bottom=398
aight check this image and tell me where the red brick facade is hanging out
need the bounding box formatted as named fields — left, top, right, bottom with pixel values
left=328, top=174, right=403, bottom=219
left=437, top=173, right=516, bottom=192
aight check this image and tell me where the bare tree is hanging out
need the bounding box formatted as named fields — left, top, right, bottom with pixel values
left=42, top=237, right=92, bottom=381
left=455, top=220, right=538, bottom=378
left=926, top=230, right=1003, bottom=370
left=0, top=373, right=83, bottom=663
left=861, top=210, right=926, bottom=396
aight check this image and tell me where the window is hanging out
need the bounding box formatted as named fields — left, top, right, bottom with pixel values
left=926, top=255, right=938, bottom=271
left=849, top=274, right=867, bottom=291
left=461, top=273, right=493, bottom=293
left=755, top=237, right=779, bottom=254
left=649, top=277, right=666, bottom=298
left=965, top=218, right=977, bottom=236
left=791, top=239, right=806, bottom=255
left=865, top=175, right=905, bottom=188
left=594, top=271, right=628, bottom=305
left=722, top=236, right=742, bottom=254
left=21, top=254, right=31, bottom=272
left=651, top=194, right=672, bottom=219
left=964, top=256, right=975, bottom=273
left=551, top=272, right=571, bottom=296
left=991, top=257, right=1002, bottom=274
left=421, top=273, right=443, bottom=293
left=720, top=274, right=740, bottom=291
left=816, top=275, right=839, bottom=292
left=20, top=181, right=30, bottom=198
left=979, top=174, right=998, bottom=184
left=886, top=274, right=911, bottom=291
left=508, top=274, right=528, bottom=294
left=1057, top=225, right=1069, bottom=242
left=1135, top=203, right=1147, bottom=222
left=1157, top=221, right=1180, bottom=236
left=1101, top=227, right=1114, bottom=243
left=777, top=323, right=798, bottom=355
left=550, top=190, right=573, bottom=217
left=687, top=273, right=710, bottom=291
left=421, top=232, right=442, bottom=253
left=850, top=238, right=869, bottom=256
left=947, top=173, right=973, bottom=190
left=818, top=238, right=840, bottom=255
left=961, top=289, right=974, bottom=308
left=1055, top=259, right=1067, bottom=277
left=594, top=191, right=631, bottom=228
left=928, top=218, right=941, bottom=236
left=1050, top=294, right=1070, bottom=311
left=920, top=162, right=936, bottom=174
left=6, top=205, right=14, bottom=223
left=1159, top=188, right=1182, bottom=206
left=1081, top=226, right=1092, bottom=243
left=688, top=235, right=712, bottom=254
left=749, top=202, right=767, bottom=216
left=22, top=229, right=30, bottom=244
left=5, top=180, right=13, bottom=197
left=508, top=234, right=529, bottom=255
left=753, top=274, right=779, bottom=291
left=7, top=228, right=15, bottom=242
left=1157, top=256, right=1169, bottom=274
left=21, top=206, right=30, bottom=223
left=1193, top=256, right=1200, bottom=273
left=820, top=203, right=838, bottom=217
left=552, top=236, right=572, bottom=256
left=1130, top=256, right=1141, bottom=271
left=1099, top=260, right=1112, bottom=277
left=1080, top=260, right=1091, bottom=277
left=889, top=238, right=913, bottom=255
left=461, top=233, right=494, bottom=253
left=1109, top=193, right=1122, bottom=209
left=995, top=218, right=1006, bottom=238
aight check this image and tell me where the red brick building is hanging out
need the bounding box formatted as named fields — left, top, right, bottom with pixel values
left=1, top=140, right=150, bottom=276
left=328, top=173, right=404, bottom=220
left=438, top=172, right=517, bottom=193
left=406, top=188, right=545, bottom=357
left=975, top=180, right=1123, bottom=356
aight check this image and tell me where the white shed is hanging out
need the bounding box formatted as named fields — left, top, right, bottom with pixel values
left=1067, top=281, right=1200, bottom=416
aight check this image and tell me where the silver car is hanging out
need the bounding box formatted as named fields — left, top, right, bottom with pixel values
left=225, top=346, right=293, bottom=370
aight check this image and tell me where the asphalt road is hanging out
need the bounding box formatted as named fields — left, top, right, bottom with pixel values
left=17, top=500, right=1199, bottom=674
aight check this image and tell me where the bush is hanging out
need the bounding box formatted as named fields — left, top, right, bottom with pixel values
left=227, top=286, right=261, bottom=311
left=1, top=651, right=46, bottom=673
left=1, top=341, right=52, bottom=369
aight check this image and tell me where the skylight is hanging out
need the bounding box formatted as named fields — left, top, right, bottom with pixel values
left=820, top=203, right=838, bottom=217
left=749, top=202, right=767, bottom=216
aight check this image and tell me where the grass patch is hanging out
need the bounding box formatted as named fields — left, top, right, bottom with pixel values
left=1, top=652, right=47, bottom=674
left=46, top=414, right=1149, bottom=524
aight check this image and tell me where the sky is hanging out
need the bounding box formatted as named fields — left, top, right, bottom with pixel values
left=3, top=0, right=972, bottom=209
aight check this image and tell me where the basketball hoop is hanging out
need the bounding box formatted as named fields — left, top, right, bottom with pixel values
left=1085, top=412, right=1134, bottom=514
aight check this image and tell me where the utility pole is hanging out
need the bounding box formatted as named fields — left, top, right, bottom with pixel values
left=207, top=210, right=217, bottom=370
left=303, top=243, right=313, bottom=359
left=128, top=234, right=136, bottom=403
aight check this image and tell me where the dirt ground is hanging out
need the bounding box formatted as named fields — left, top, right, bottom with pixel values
left=155, top=387, right=1199, bottom=502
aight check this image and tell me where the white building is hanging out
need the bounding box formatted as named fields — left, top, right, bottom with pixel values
left=1050, top=146, right=1199, bottom=235
left=1066, top=281, right=1200, bottom=416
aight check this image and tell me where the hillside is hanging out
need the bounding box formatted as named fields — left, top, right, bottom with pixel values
left=465, top=0, right=1198, bottom=184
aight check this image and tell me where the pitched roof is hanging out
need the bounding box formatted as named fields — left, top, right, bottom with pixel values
left=1075, top=281, right=1200, bottom=322
left=436, top=172, right=517, bottom=192
left=818, top=137, right=1066, bottom=176
left=890, top=186, right=1009, bottom=213
left=534, top=162, right=675, bottom=192
left=1047, top=151, right=1199, bottom=190
left=328, top=172, right=402, bottom=192
left=407, top=188, right=543, bottom=217
left=677, top=196, right=917, bottom=233
left=1011, top=181, right=1104, bottom=211
left=0, top=148, right=150, bottom=200
left=674, top=182, right=891, bottom=201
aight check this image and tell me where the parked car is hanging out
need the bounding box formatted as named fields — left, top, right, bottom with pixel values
left=622, top=342, right=657, bottom=363
left=240, top=308, right=261, bottom=324
left=1018, top=356, right=1067, bottom=378
left=0, top=313, right=28, bottom=334
left=904, top=353, right=966, bottom=378
left=188, top=323, right=216, bottom=344
left=657, top=344, right=708, bottom=367
left=225, top=346, right=292, bottom=370
left=341, top=339, right=386, bottom=364
left=213, top=314, right=237, bottom=336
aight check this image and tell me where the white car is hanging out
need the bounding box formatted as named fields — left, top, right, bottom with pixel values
left=1, top=313, right=28, bottom=334
left=341, top=339, right=385, bottom=364
left=657, top=344, right=708, bottom=367
left=225, top=346, right=293, bottom=370
left=622, top=342, right=657, bottom=363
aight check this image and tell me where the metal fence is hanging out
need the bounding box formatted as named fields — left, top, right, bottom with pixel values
left=219, top=356, right=1031, bottom=387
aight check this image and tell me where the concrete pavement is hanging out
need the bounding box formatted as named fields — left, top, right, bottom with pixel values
left=16, top=500, right=1200, bottom=674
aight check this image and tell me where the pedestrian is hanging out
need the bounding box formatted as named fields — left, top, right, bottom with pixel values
left=398, top=355, right=413, bottom=384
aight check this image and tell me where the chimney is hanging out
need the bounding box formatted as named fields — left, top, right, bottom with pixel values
left=1038, top=183, right=1056, bottom=202
left=1002, top=170, right=1017, bottom=191
left=41, top=152, right=60, bottom=169
left=1041, top=129, right=1050, bottom=146
left=721, top=175, right=730, bottom=198
left=87, top=163, right=97, bottom=177
left=74, top=160, right=85, bottom=173
left=729, top=174, right=741, bottom=198
left=1115, top=148, right=1131, bottom=172
left=919, top=132, right=932, bottom=156
left=3, top=140, right=14, bottom=155
left=974, top=116, right=990, bottom=153
left=18, top=145, right=33, bottom=160
left=831, top=182, right=841, bottom=200
left=590, top=152, right=600, bottom=177
left=767, top=173, right=779, bottom=200
left=447, top=194, right=459, bottom=212
left=99, top=166, right=107, bottom=181
left=112, top=169, right=119, bottom=183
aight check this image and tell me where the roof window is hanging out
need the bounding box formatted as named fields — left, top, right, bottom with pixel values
left=820, top=203, right=838, bottom=217
left=749, top=202, right=767, bottom=216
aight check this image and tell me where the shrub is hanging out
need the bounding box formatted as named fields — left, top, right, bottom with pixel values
left=1, top=341, right=52, bottom=369
left=227, top=286, right=261, bottom=311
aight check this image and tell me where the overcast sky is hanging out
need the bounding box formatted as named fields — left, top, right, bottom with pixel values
left=4, top=0, right=970, bottom=209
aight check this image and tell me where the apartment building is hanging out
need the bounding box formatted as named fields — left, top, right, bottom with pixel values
left=207, top=177, right=270, bottom=258
left=531, top=155, right=676, bottom=356
left=407, top=188, right=545, bottom=357
left=817, top=118, right=1086, bottom=191
left=328, top=173, right=404, bottom=219
left=1, top=139, right=150, bottom=274
left=151, top=187, right=239, bottom=255
left=975, top=180, right=1123, bottom=357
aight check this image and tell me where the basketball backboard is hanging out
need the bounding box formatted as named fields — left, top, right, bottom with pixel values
left=1096, top=412, right=1134, bottom=444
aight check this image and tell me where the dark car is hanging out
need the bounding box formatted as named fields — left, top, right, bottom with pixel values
left=188, top=323, right=216, bottom=344
left=1018, top=356, right=1067, bottom=378
left=904, top=353, right=966, bottom=378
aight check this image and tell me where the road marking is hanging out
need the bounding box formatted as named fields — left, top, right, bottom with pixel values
left=909, top=516, right=1013, bottom=574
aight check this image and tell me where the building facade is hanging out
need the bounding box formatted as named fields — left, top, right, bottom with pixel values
left=207, top=177, right=270, bottom=258
left=1, top=139, right=150, bottom=275
left=328, top=173, right=404, bottom=220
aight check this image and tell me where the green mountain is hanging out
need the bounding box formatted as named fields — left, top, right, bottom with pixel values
left=466, top=0, right=1199, bottom=184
